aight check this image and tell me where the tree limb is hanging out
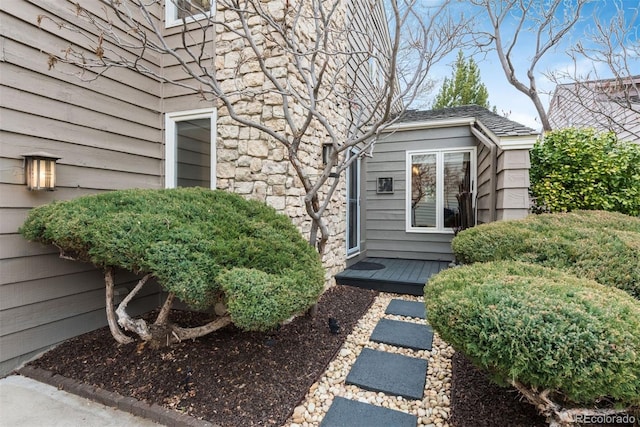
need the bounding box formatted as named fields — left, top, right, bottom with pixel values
left=115, top=273, right=153, bottom=341
left=154, top=292, right=175, bottom=326
left=510, top=380, right=636, bottom=427
left=104, top=267, right=134, bottom=344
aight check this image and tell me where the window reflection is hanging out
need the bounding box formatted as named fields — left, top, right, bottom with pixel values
left=443, top=152, right=471, bottom=229
left=409, top=150, right=474, bottom=231
left=411, top=154, right=437, bottom=227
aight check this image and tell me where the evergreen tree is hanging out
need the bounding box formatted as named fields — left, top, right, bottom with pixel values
left=432, top=51, right=491, bottom=110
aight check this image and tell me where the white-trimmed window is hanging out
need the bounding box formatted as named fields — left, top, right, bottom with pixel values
left=165, top=0, right=213, bottom=28
left=165, top=108, right=217, bottom=189
left=346, top=148, right=361, bottom=257
left=406, top=148, right=476, bottom=233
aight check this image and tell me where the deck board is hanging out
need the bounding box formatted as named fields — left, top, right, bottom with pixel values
left=335, top=257, right=450, bottom=296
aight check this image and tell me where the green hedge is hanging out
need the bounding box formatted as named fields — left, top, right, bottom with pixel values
left=424, top=261, right=640, bottom=406
left=20, top=188, right=324, bottom=329
left=530, top=128, right=640, bottom=216
left=451, top=211, right=640, bottom=300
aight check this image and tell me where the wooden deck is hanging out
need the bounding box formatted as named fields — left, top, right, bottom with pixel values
left=335, top=257, right=451, bottom=296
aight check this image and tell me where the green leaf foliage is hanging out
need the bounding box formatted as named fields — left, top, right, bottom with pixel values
left=452, top=211, right=640, bottom=300
left=424, top=261, right=640, bottom=407
left=19, top=188, right=324, bottom=328
left=432, top=50, right=491, bottom=110
left=530, top=128, right=640, bottom=216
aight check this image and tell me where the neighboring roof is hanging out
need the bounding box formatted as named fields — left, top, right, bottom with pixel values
left=396, top=105, right=539, bottom=137
left=547, top=76, right=640, bottom=144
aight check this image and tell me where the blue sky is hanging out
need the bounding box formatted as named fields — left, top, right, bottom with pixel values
left=421, top=0, right=640, bottom=130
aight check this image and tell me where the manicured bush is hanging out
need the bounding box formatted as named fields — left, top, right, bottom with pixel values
left=452, top=211, right=640, bottom=300
left=530, top=128, right=640, bottom=215
left=424, top=261, right=640, bottom=407
left=20, top=188, right=324, bottom=330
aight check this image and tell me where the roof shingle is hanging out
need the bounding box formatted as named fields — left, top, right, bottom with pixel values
left=398, top=105, right=539, bottom=137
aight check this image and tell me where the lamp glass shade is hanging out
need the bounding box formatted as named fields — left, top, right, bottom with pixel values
left=25, top=155, right=57, bottom=190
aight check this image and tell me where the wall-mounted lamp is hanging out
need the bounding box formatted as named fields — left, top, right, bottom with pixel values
left=22, top=152, right=60, bottom=191
left=321, top=143, right=339, bottom=178
left=322, top=143, right=333, bottom=166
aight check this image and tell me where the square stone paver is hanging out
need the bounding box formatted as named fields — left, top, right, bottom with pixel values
left=370, top=318, right=433, bottom=351
left=385, top=299, right=426, bottom=319
left=345, top=348, right=427, bottom=400
left=320, top=396, right=417, bottom=427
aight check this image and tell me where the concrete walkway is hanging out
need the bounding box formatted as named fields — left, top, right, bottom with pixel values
left=0, top=375, right=163, bottom=427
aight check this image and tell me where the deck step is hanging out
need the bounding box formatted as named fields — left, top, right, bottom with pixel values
left=320, top=396, right=417, bottom=427
left=345, top=348, right=427, bottom=400
left=370, top=319, right=433, bottom=351
left=334, top=258, right=450, bottom=296
left=385, top=299, right=427, bottom=319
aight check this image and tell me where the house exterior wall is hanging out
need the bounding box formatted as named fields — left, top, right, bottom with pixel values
left=476, top=143, right=494, bottom=224
left=210, top=0, right=351, bottom=282
left=1, top=0, right=383, bottom=376
left=495, top=149, right=531, bottom=220
left=363, top=126, right=480, bottom=262
left=0, top=1, right=167, bottom=376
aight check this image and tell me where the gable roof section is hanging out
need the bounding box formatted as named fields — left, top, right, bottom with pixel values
left=547, top=76, right=640, bottom=143
left=383, top=105, right=539, bottom=150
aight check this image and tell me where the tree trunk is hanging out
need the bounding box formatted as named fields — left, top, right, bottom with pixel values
left=155, top=292, right=175, bottom=326
left=104, top=268, right=134, bottom=344
left=115, top=273, right=153, bottom=341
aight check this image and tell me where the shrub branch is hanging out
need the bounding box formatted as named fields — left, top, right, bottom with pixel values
left=511, top=381, right=635, bottom=427
left=115, top=273, right=153, bottom=341
left=104, top=267, right=134, bottom=344
left=154, top=292, right=175, bottom=326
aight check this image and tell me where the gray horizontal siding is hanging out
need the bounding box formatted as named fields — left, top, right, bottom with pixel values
left=476, top=144, right=493, bottom=224
left=1, top=0, right=167, bottom=376
left=365, top=125, right=477, bottom=260
left=0, top=290, right=159, bottom=372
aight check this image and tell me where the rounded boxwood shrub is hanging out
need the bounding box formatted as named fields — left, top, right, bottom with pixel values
left=424, top=261, right=640, bottom=407
left=451, top=210, right=640, bottom=300
left=20, top=188, right=324, bottom=331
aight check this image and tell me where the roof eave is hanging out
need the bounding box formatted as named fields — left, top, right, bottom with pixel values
left=497, top=135, right=539, bottom=150
left=381, top=117, right=476, bottom=133
left=475, top=120, right=538, bottom=150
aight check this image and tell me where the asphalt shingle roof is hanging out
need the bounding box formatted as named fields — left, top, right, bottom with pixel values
left=398, top=105, right=539, bottom=137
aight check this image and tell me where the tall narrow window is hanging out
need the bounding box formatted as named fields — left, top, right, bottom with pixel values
left=410, top=153, right=437, bottom=228
left=407, top=148, right=475, bottom=232
left=165, top=109, right=216, bottom=189
left=346, top=149, right=361, bottom=256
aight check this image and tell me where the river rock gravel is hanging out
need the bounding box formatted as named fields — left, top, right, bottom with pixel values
left=283, top=292, right=455, bottom=427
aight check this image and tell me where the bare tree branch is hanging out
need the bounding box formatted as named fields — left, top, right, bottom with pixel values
left=545, top=1, right=640, bottom=141
left=471, top=0, right=589, bottom=131
left=37, top=0, right=471, bottom=255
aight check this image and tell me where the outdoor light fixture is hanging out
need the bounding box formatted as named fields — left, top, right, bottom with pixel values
left=23, top=152, right=60, bottom=191
left=322, top=143, right=333, bottom=166
left=322, top=143, right=339, bottom=177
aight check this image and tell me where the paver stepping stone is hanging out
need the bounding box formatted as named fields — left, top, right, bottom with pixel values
left=370, top=318, right=433, bottom=351
left=320, top=396, right=417, bottom=427
left=385, top=299, right=426, bottom=319
left=345, top=348, right=427, bottom=400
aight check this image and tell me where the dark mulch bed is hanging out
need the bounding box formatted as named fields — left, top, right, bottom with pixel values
left=449, top=352, right=638, bottom=427
left=28, top=285, right=377, bottom=427
left=449, top=352, right=547, bottom=427
left=26, top=285, right=637, bottom=427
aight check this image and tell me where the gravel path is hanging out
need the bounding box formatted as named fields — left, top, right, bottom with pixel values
left=283, top=292, right=455, bottom=427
